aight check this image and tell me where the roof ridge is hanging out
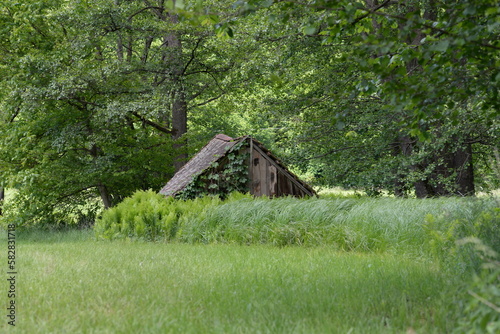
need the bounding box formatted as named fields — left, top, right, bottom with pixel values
left=214, top=134, right=233, bottom=142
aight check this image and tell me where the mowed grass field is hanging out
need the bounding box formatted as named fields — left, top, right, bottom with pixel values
left=3, top=229, right=459, bottom=334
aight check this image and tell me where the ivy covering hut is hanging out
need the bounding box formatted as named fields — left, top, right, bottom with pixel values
left=159, top=134, right=316, bottom=199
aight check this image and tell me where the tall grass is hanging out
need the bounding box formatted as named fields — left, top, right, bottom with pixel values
left=180, top=196, right=447, bottom=251
left=96, top=191, right=498, bottom=259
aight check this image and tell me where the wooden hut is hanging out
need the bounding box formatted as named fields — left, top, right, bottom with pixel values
left=159, top=134, right=316, bottom=198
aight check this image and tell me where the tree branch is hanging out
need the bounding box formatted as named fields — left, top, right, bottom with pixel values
left=57, top=185, right=100, bottom=203
left=9, top=106, right=20, bottom=123
left=351, top=0, right=394, bottom=26
left=128, top=6, right=165, bottom=20
left=129, top=111, right=173, bottom=135
left=305, top=145, right=373, bottom=161
left=188, top=92, right=225, bottom=109
left=372, top=12, right=500, bottom=51
left=182, top=37, right=204, bottom=76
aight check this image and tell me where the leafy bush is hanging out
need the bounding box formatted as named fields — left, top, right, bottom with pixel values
left=454, top=238, right=500, bottom=334
left=0, top=188, right=102, bottom=230
left=94, top=190, right=228, bottom=241
left=424, top=204, right=500, bottom=273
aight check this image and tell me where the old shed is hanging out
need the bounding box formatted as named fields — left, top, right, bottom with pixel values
left=159, top=134, right=316, bottom=198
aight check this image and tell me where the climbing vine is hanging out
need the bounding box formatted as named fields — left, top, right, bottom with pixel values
left=177, top=140, right=250, bottom=200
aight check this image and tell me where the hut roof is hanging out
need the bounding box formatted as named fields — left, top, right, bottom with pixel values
left=159, top=134, right=316, bottom=197
left=159, top=134, right=243, bottom=196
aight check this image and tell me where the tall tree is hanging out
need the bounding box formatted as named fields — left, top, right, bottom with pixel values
left=232, top=0, right=499, bottom=196
left=0, top=0, right=246, bottom=225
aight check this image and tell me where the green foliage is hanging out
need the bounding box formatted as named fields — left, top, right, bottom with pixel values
left=424, top=205, right=500, bottom=273
left=1, top=0, right=499, bottom=228
left=454, top=239, right=500, bottom=334
left=238, top=0, right=500, bottom=122
left=0, top=188, right=102, bottom=230
left=0, top=0, right=187, bottom=224
left=177, top=140, right=250, bottom=199
left=225, top=0, right=500, bottom=196
left=0, top=0, right=257, bottom=226
left=94, top=190, right=229, bottom=241
left=95, top=191, right=498, bottom=260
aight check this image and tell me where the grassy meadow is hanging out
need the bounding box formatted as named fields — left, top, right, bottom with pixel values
left=1, top=195, right=499, bottom=333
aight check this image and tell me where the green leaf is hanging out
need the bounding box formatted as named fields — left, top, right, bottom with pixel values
left=431, top=40, right=450, bottom=52
left=175, top=0, right=185, bottom=10
left=270, top=73, right=283, bottom=86
left=261, top=0, right=274, bottom=8
left=303, top=25, right=317, bottom=35
left=485, top=7, right=498, bottom=16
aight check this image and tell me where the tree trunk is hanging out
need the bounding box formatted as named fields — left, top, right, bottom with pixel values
left=98, top=183, right=113, bottom=209
left=453, top=142, right=475, bottom=196
left=165, top=9, right=188, bottom=172
left=414, top=181, right=430, bottom=198
left=392, top=141, right=406, bottom=197
left=89, top=144, right=114, bottom=208
left=115, top=0, right=124, bottom=61
left=394, top=135, right=431, bottom=198
left=172, top=89, right=188, bottom=171
left=414, top=139, right=475, bottom=197
left=141, top=36, right=153, bottom=63
left=0, top=187, right=4, bottom=215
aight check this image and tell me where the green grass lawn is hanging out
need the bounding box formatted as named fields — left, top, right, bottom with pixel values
left=1, top=230, right=461, bottom=333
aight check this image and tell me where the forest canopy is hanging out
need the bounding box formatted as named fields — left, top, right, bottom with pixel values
left=0, top=0, right=499, bottom=226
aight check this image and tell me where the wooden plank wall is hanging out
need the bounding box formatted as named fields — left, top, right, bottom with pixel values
left=250, top=148, right=309, bottom=197
left=250, top=148, right=264, bottom=196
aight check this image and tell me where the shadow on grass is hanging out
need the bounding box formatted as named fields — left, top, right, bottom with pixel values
left=1, top=227, right=95, bottom=244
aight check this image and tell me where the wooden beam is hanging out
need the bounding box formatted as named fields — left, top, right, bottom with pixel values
left=248, top=138, right=253, bottom=192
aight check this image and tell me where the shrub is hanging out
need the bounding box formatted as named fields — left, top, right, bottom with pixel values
left=94, top=190, right=227, bottom=241
left=1, top=188, right=102, bottom=230
left=94, top=191, right=254, bottom=241
left=454, top=238, right=500, bottom=334
left=424, top=204, right=500, bottom=273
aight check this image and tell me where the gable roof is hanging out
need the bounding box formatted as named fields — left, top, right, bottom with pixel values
left=159, top=134, right=244, bottom=196
left=159, top=134, right=316, bottom=197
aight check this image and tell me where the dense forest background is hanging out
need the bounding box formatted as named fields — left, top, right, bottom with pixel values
left=0, top=0, right=499, bottom=226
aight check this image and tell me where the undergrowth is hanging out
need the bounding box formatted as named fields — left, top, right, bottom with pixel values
left=454, top=238, right=500, bottom=333
left=95, top=190, right=499, bottom=259
left=94, top=190, right=225, bottom=241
